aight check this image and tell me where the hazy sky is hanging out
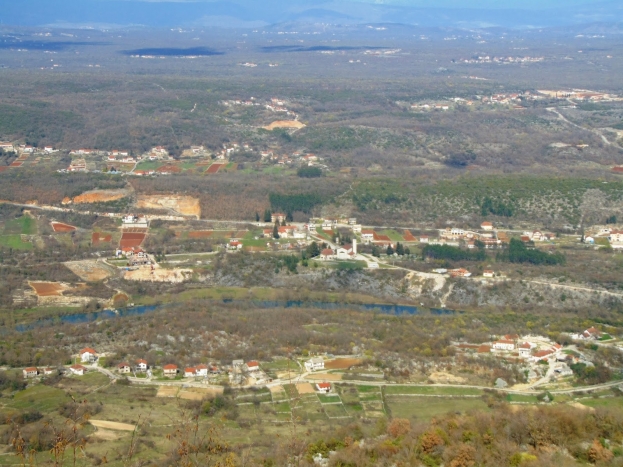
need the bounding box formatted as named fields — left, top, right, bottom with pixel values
left=124, top=0, right=596, bottom=7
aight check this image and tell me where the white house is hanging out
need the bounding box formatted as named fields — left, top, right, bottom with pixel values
left=23, top=367, right=38, bottom=378
left=481, top=221, right=493, bottom=231
left=609, top=230, right=623, bottom=243
left=184, top=367, right=197, bottom=377
left=483, top=270, right=495, bottom=278
left=336, top=240, right=357, bottom=260
left=70, top=364, right=87, bottom=376
left=163, top=364, right=178, bottom=377
left=322, top=220, right=333, bottom=230
left=195, top=364, right=208, bottom=377
left=518, top=342, right=532, bottom=357
left=80, top=347, right=97, bottom=363
left=305, top=357, right=325, bottom=372
left=245, top=361, right=260, bottom=372
left=351, top=224, right=362, bottom=234
left=361, top=230, right=375, bottom=243
left=117, top=363, right=131, bottom=374
left=320, top=249, right=335, bottom=260
left=492, top=340, right=515, bottom=351
left=136, top=359, right=148, bottom=371
left=316, top=382, right=331, bottom=394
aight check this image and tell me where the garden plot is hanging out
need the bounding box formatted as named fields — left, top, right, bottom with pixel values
left=324, top=358, right=363, bottom=370
left=178, top=387, right=223, bottom=400
left=51, top=222, right=77, bottom=232
left=156, top=386, right=179, bottom=398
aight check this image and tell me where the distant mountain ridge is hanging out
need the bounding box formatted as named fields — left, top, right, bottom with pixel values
left=1, top=0, right=622, bottom=30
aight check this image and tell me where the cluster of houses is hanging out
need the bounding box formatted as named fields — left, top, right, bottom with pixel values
left=569, top=327, right=604, bottom=340
left=584, top=228, right=623, bottom=250
left=0, top=142, right=57, bottom=154
left=537, top=89, right=622, bottom=102
left=520, top=230, right=556, bottom=243
left=456, top=55, right=544, bottom=65
left=221, top=96, right=297, bottom=117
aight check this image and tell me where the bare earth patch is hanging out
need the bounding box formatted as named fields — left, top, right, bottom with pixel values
left=263, top=120, right=306, bottom=130
left=29, top=281, right=68, bottom=297
left=178, top=387, right=224, bottom=400
left=324, top=358, right=363, bottom=370
left=91, top=428, right=121, bottom=441
left=72, top=189, right=131, bottom=204
left=428, top=372, right=467, bottom=384
left=156, top=386, right=179, bottom=398
left=137, top=194, right=201, bottom=219
left=124, top=267, right=192, bottom=283
left=90, top=420, right=136, bottom=431
left=295, top=383, right=315, bottom=394
left=65, top=260, right=116, bottom=281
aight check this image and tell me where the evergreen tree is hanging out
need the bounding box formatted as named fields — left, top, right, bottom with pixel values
left=264, top=209, right=272, bottom=223
left=281, top=218, right=287, bottom=226
left=306, top=242, right=320, bottom=258
left=404, top=247, right=411, bottom=256
left=255, top=212, right=260, bottom=222
left=273, top=222, right=280, bottom=239
left=396, top=242, right=404, bottom=255
left=386, top=245, right=395, bottom=256
left=286, top=211, right=293, bottom=222
left=372, top=245, right=380, bottom=257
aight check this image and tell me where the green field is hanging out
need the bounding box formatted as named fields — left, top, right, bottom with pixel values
left=0, top=234, right=33, bottom=250
left=135, top=161, right=161, bottom=171
left=3, top=215, right=36, bottom=235
left=386, top=396, right=491, bottom=420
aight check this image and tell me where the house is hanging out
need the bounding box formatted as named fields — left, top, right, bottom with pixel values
left=136, top=359, right=148, bottom=371
left=316, top=382, right=331, bottom=394
left=44, top=146, right=55, bottom=153
left=450, top=268, right=472, bottom=278
left=195, top=364, right=208, bottom=377
left=184, top=367, right=197, bottom=377
left=518, top=342, right=532, bottom=357
left=271, top=213, right=286, bottom=223
left=320, top=248, right=335, bottom=260
left=336, top=240, right=357, bottom=260
left=232, top=359, right=244, bottom=369
left=361, top=230, right=375, bottom=243
left=278, top=226, right=297, bottom=238
left=492, top=340, right=515, bottom=351
left=582, top=327, right=602, bottom=339
left=351, top=224, right=362, bottom=234
left=70, top=364, right=87, bottom=376
left=117, top=363, right=131, bottom=374
left=305, top=357, right=325, bottom=372
left=80, top=347, right=98, bottom=363
left=532, top=350, right=554, bottom=362
left=532, top=231, right=543, bottom=242
left=481, top=221, right=493, bottom=231
left=322, top=220, right=334, bottom=230
left=0, top=142, right=14, bottom=150
left=609, top=230, right=623, bottom=243
left=23, top=367, right=38, bottom=378
left=229, top=240, right=243, bottom=250
left=245, top=361, right=260, bottom=372
left=163, top=364, right=178, bottom=377
left=43, top=368, right=55, bottom=375
left=483, top=270, right=495, bottom=278
left=419, top=235, right=429, bottom=243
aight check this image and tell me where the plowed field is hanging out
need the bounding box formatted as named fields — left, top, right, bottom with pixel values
left=403, top=230, right=416, bottom=241
left=120, top=232, right=146, bottom=248
left=92, top=232, right=112, bottom=244
left=9, top=161, right=22, bottom=167
left=51, top=222, right=77, bottom=232
left=205, top=163, right=224, bottom=174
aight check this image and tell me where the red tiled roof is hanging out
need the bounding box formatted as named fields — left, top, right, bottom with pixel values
left=519, top=343, right=531, bottom=349
left=196, top=364, right=208, bottom=370
left=136, top=359, right=148, bottom=364
left=321, top=249, right=334, bottom=256
left=317, top=382, right=331, bottom=389
left=80, top=347, right=97, bottom=354
left=185, top=367, right=196, bottom=373
left=118, top=363, right=130, bottom=368
left=247, top=361, right=259, bottom=367
left=70, top=364, right=86, bottom=370
left=163, top=364, right=178, bottom=370
left=24, top=367, right=38, bottom=372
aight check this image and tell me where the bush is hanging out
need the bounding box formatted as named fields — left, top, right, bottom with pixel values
left=297, top=166, right=322, bottom=178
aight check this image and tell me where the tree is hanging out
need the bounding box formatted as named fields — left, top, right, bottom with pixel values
left=297, top=166, right=323, bottom=178
left=404, top=247, right=411, bottom=256
left=281, top=218, right=287, bottom=226
left=286, top=211, right=293, bottom=222
left=255, top=212, right=260, bottom=222
left=264, top=209, right=272, bottom=223
left=372, top=245, right=380, bottom=257
left=307, top=242, right=320, bottom=258
left=386, top=245, right=394, bottom=256
left=396, top=242, right=404, bottom=256
left=273, top=222, right=280, bottom=239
